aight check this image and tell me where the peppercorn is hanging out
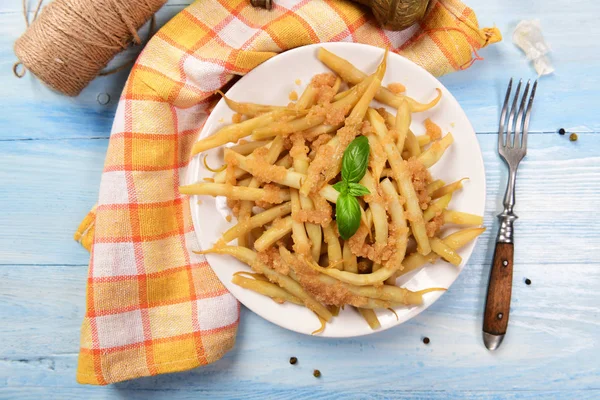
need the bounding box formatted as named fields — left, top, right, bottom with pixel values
left=569, top=133, right=578, bottom=141
left=289, top=357, right=297, bottom=365
left=423, top=337, right=430, bottom=344
left=558, top=128, right=565, bottom=135
left=525, top=278, right=532, bottom=285
left=313, top=369, right=321, bottom=378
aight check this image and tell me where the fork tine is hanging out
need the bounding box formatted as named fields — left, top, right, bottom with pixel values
left=498, top=78, right=513, bottom=149
left=506, top=79, right=522, bottom=148
left=514, top=80, right=531, bottom=148
left=521, top=80, right=538, bottom=150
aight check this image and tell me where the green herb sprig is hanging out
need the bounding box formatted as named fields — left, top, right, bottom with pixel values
left=333, top=136, right=371, bottom=240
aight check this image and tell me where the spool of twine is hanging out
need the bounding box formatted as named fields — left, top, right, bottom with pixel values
left=14, top=0, right=167, bottom=96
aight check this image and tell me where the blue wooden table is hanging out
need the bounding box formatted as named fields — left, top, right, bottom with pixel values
left=1, top=1, right=598, bottom=398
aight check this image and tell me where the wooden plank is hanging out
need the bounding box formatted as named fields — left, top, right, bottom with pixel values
left=1, top=0, right=600, bottom=139
left=0, top=139, right=106, bottom=266
left=1, top=133, right=598, bottom=266
left=1, top=0, right=599, bottom=397
left=0, top=2, right=187, bottom=140
left=0, top=262, right=597, bottom=392
left=439, top=0, right=600, bottom=134
left=1, top=388, right=599, bottom=400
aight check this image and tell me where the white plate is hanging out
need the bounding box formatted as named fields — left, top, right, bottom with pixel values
left=187, top=42, right=485, bottom=338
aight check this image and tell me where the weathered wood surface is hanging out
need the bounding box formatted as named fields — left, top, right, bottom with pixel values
left=0, top=0, right=598, bottom=398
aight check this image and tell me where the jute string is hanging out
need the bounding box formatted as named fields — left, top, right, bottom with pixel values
left=13, top=0, right=44, bottom=77
left=13, top=0, right=166, bottom=96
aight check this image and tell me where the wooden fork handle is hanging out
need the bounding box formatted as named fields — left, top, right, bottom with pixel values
left=483, top=242, right=513, bottom=350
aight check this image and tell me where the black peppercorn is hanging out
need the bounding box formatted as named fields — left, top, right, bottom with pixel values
left=289, top=357, right=297, bottom=365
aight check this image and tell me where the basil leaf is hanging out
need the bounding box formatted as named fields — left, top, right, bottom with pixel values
left=347, top=182, right=370, bottom=197
left=332, top=181, right=348, bottom=194
left=336, top=193, right=361, bottom=240
left=341, top=136, right=370, bottom=183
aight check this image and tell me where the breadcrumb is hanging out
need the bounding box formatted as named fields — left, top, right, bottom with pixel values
left=227, top=198, right=241, bottom=217
left=251, top=146, right=269, bottom=157
left=362, top=185, right=384, bottom=207
left=426, top=214, right=444, bottom=237
left=348, top=223, right=399, bottom=264
left=310, top=73, right=336, bottom=88
left=310, top=134, right=333, bottom=154
left=293, top=240, right=311, bottom=257
left=388, top=82, right=406, bottom=94
left=366, top=127, right=386, bottom=180
left=295, top=79, right=302, bottom=85
left=407, top=157, right=432, bottom=210
left=377, top=107, right=393, bottom=130
left=289, top=133, right=309, bottom=161
left=358, top=119, right=371, bottom=134
left=289, top=90, right=298, bottom=101
left=232, top=113, right=243, bottom=124
left=282, top=136, right=294, bottom=150
left=258, top=247, right=289, bottom=275
left=245, top=154, right=287, bottom=184
left=262, top=184, right=287, bottom=204
left=305, top=143, right=335, bottom=193
left=284, top=250, right=373, bottom=307
left=224, top=152, right=240, bottom=186
left=316, top=86, right=336, bottom=105
left=304, top=121, right=360, bottom=193
left=302, top=194, right=332, bottom=225
left=327, top=104, right=349, bottom=126
left=255, top=200, right=270, bottom=209
left=424, top=118, right=442, bottom=141
left=348, top=226, right=373, bottom=259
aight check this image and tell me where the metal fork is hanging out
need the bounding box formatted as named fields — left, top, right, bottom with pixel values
left=483, top=78, right=537, bottom=350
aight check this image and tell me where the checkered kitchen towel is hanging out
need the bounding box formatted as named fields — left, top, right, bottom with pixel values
left=74, top=0, right=500, bottom=384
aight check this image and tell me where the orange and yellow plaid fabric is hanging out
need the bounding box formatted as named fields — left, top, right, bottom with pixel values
left=74, top=0, right=500, bottom=385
